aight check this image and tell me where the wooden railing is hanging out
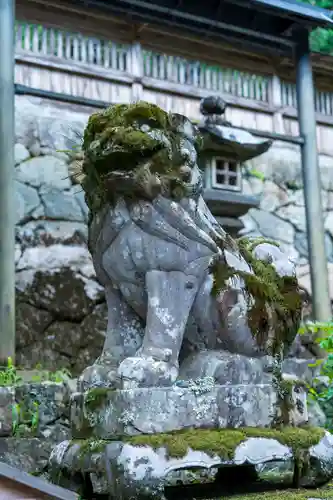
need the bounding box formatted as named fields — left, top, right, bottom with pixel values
left=142, top=49, right=270, bottom=103
left=15, top=21, right=129, bottom=71
left=13, top=18, right=333, bottom=150
left=15, top=20, right=333, bottom=117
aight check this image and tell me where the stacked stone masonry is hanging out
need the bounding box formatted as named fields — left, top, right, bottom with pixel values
left=0, top=380, right=72, bottom=475
left=14, top=95, right=333, bottom=374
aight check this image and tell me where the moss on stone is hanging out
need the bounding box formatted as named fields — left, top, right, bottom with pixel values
left=211, top=236, right=302, bottom=358
left=84, top=387, right=111, bottom=412
left=68, top=427, right=324, bottom=462
left=83, top=102, right=169, bottom=148
left=71, top=438, right=108, bottom=463
left=125, top=426, right=324, bottom=460
left=80, top=101, right=202, bottom=212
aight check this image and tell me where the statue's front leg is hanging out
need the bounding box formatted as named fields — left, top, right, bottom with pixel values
left=117, top=270, right=199, bottom=388
left=78, top=285, right=144, bottom=391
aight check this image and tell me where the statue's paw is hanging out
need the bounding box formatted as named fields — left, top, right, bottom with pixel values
left=77, top=364, right=117, bottom=392
left=117, top=356, right=178, bottom=389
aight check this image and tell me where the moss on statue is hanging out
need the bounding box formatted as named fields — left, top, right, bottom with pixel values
left=211, top=236, right=302, bottom=358
left=80, top=101, right=201, bottom=213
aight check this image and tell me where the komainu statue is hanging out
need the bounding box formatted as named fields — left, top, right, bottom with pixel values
left=77, top=100, right=303, bottom=390
left=50, top=100, right=333, bottom=499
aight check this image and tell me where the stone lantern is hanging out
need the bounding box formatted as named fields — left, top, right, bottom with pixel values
left=198, top=96, right=272, bottom=237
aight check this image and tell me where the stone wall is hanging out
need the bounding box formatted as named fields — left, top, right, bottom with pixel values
left=243, top=141, right=333, bottom=313
left=15, top=95, right=106, bottom=375
left=14, top=95, right=333, bottom=375
left=0, top=377, right=73, bottom=475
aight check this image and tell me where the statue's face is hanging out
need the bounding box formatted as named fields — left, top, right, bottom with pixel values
left=178, top=138, right=198, bottom=182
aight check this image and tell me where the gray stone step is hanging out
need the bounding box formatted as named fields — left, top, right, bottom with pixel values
left=72, top=382, right=281, bottom=438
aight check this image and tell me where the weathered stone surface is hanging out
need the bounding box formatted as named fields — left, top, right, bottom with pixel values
left=0, top=377, right=72, bottom=475
left=16, top=269, right=103, bottom=320
left=15, top=382, right=69, bottom=426
left=295, top=230, right=333, bottom=261
left=15, top=180, right=42, bottom=224
left=308, top=399, right=327, bottom=427
left=17, top=342, right=73, bottom=372
left=14, top=143, right=30, bottom=165
left=15, top=155, right=71, bottom=189
left=17, top=244, right=94, bottom=276
left=0, top=437, right=52, bottom=474
left=250, top=143, right=303, bottom=186
left=242, top=176, right=264, bottom=196
left=15, top=243, right=22, bottom=265
left=16, top=220, right=88, bottom=247
left=74, top=190, right=89, bottom=223
left=50, top=431, right=333, bottom=497
left=71, top=375, right=307, bottom=438
left=0, top=388, right=14, bottom=437
left=276, top=204, right=306, bottom=232
left=16, top=245, right=103, bottom=320
left=259, top=181, right=288, bottom=213
left=42, top=307, right=106, bottom=361
left=297, top=262, right=333, bottom=299
left=319, top=155, right=333, bottom=191
left=248, top=208, right=295, bottom=243
left=16, top=303, right=106, bottom=374
left=179, top=350, right=271, bottom=384
left=238, top=212, right=258, bottom=235
left=40, top=186, right=86, bottom=222
left=16, top=302, right=53, bottom=349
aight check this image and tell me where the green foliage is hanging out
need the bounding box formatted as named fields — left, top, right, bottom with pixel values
left=243, top=165, right=266, bottom=181
left=299, top=0, right=333, bottom=54
left=0, top=358, right=71, bottom=387
left=299, top=320, right=333, bottom=429
left=211, top=236, right=302, bottom=357
left=12, top=400, right=39, bottom=437
left=0, top=358, right=22, bottom=386
left=30, top=365, right=72, bottom=384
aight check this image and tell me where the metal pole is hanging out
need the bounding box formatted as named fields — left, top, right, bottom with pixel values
left=294, top=27, right=331, bottom=321
left=0, top=0, right=15, bottom=363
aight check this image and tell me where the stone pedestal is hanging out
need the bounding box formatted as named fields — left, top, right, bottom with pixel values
left=47, top=372, right=333, bottom=498
left=71, top=381, right=279, bottom=438
left=47, top=353, right=332, bottom=498
left=50, top=426, right=333, bottom=498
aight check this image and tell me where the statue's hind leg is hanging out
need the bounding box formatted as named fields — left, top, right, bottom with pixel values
left=117, top=270, right=199, bottom=388
left=78, top=284, right=144, bottom=391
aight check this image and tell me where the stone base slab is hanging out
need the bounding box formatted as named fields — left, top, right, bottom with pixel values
left=49, top=431, right=333, bottom=498
left=71, top=381, right=280, bottom=438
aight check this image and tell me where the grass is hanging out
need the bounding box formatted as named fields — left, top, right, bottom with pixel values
left=221, top=486, right=333, bottom=499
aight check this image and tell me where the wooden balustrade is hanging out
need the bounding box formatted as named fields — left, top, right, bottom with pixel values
left=13, top=19, right=333, bottom=155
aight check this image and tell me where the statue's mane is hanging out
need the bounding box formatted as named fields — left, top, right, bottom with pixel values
left=74, top=101, right=202, bottom=214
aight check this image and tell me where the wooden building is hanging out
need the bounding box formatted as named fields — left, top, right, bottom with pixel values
left=0, top=462, right=78, bottom=500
